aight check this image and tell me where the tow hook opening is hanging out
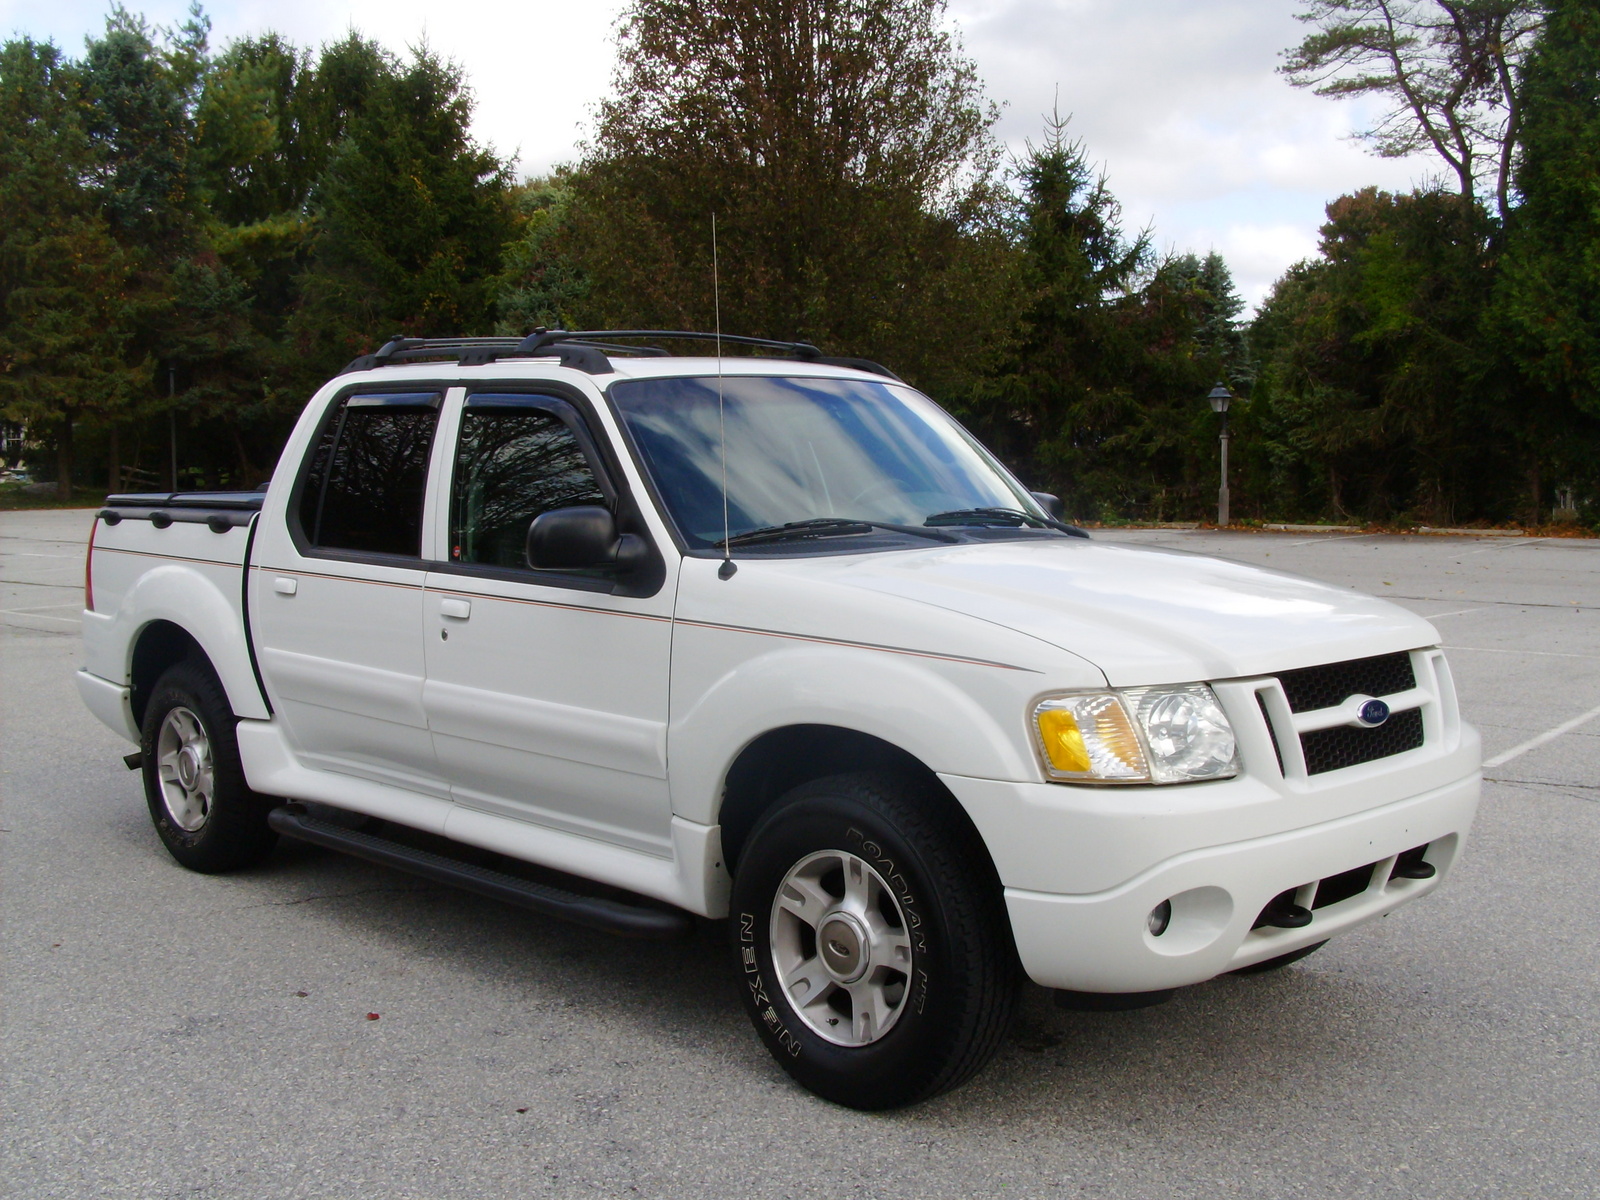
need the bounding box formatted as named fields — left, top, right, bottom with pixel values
left=1390, top=843, right=1437, bottom=880
left=1254, top=889, right=1314, bottom=930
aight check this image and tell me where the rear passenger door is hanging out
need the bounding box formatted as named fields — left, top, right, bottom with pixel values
left=422, top=391, right=676, bottom=854
left=251, top=388, right=447, bottom=796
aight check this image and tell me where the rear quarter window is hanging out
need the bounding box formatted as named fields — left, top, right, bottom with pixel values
left=297, top=393, right=442, bottom=557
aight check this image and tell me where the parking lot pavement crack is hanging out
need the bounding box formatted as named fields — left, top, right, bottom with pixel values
left=1389, top=594, right=1596, bottom=611
left=1484, top=777, right=1600, bottom=804
left=1445, top=645, right=1600, bottom=660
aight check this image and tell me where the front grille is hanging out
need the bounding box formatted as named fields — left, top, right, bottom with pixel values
left=1300, top=708, right=1424, bottom=775
left=1277, top=652, right=1415, bottom=713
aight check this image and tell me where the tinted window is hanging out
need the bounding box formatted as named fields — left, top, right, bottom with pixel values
left=298, top=394, right=440, bottom=557
left=449, top=403, right=607, bottom=568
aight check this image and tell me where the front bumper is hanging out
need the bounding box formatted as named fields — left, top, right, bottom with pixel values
left=990, top=772, right=1478, bottom=992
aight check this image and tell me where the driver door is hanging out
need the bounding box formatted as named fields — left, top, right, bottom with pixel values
left=421, top=391, right=677, bottom=855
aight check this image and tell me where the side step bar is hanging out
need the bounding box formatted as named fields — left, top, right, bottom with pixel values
left=267, top=805, right=694, bottom=941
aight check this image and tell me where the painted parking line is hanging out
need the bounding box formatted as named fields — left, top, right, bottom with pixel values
left=1445, top=644, right=1600, bottom=661
left=1483, top=702, right=1600, bottom=769
left=1280, top=533, right=1383, bottom=548
left=0, top=609, right=80, bottom=625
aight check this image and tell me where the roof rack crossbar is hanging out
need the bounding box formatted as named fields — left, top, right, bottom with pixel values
left=516, top=329, right=823, bottom=359
left=341, top=330, right=898, bottom=379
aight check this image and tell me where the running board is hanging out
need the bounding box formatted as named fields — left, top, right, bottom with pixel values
left=267, top=805, right=694, bottom=940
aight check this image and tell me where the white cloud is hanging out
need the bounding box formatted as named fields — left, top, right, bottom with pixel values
left=3, top=0, right=1448, bottom=309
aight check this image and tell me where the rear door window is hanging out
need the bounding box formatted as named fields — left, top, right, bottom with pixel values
left=449, top=397, right=608, bottom=569
left=298, top=392, right=442, bottom=557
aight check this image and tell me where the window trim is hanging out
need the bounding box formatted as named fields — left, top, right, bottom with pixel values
left=426, top=383, right=667, bottom=598
left=440, top=393, right=614, bottom=589
left=286, top=383, right=448, bottom=568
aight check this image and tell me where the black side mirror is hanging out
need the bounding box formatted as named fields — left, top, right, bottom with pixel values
left=1031, top=491, right=1066, bottom=521
left=526, top=506, right=648, bottom=573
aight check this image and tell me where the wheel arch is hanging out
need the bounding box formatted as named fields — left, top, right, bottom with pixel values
left=717, top=724, right=999, bottom=888
left=130, top=620, right=213, bottom=730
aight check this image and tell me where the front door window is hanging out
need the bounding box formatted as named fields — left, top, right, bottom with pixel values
left=449, top=401, right=607, bottom=568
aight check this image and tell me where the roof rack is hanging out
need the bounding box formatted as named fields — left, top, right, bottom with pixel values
left=339, top=329, right=901, bottom=380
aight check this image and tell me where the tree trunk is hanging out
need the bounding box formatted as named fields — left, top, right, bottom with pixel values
left=231, top=426, right=261, bottom=488
left=55, top=414, right=74, bottom=503
left=108, top=425, right=121, bottom=494
left=1527, top=457, right=1541, bottom=526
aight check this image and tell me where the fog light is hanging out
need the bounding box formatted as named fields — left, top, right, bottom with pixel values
left=1147, top=900, right=1172, bottom=937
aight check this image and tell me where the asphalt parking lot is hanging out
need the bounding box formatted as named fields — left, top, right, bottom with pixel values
left=3, top=508, right=1597, bottom=1199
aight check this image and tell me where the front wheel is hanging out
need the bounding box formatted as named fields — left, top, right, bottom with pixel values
left=730, top=773, right=1018, bottom=1109
left=140, top=660, right=277, bottom=873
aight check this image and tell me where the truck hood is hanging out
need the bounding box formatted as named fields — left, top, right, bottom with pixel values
left=821, top=537, right=1439, bottom=686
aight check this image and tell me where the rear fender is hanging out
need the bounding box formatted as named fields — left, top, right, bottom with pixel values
left=111, top=563, right=268, bottom=722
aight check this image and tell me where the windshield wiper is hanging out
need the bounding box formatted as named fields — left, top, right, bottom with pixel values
left=924, top=507, right=1088, bottom=537
left=717, top=518, right=957, bottom=548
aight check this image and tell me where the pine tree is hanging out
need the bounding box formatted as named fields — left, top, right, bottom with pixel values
left=290, top=43, right=513, bottom=374
left=1500, top=0, right=1600, bottom=418
left=0, top=38, right=146, bottom=498
left=969, top=114, right=1153, bottom=516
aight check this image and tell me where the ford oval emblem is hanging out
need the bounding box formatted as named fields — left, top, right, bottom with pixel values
left=1358, top=698, right=1391, bottom=727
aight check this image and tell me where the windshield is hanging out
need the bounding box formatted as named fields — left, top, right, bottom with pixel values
left=610, top=374, right=1043, bottom=550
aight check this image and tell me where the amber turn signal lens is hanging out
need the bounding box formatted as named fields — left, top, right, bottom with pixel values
left=1032, top=694, right=1148, bottom=781
left=1037, top=708, right=1092, bottom=773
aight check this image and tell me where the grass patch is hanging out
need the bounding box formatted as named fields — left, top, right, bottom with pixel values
left=0, top=483, right=105, bottom=511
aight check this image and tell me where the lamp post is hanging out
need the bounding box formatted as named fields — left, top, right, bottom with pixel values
left=1207, top=383, right=1233, bottom=528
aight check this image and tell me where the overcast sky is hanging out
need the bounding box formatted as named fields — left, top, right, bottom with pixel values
left=3, top=0, right=1444, bottom=309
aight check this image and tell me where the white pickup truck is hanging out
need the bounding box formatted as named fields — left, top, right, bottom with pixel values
left=77, top=331, right=1480, bottom=1109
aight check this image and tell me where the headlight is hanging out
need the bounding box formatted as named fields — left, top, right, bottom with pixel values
left=1032, top=685, right=1239, bottom=785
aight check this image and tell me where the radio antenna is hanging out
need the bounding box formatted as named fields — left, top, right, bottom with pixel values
left=714, top=213, right=736, bottom=579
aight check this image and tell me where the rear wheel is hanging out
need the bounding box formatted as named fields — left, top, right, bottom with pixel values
left=730, top=772, right=1017, bottom=1109
left=141, top=660, right=277, bottom=873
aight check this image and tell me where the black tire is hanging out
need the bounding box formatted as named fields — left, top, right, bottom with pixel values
left=729, top=772, right=1018, bottom=1110
left=140, top=659, right=278, bottom=873
left=1231, top=940, right=1327, bottom=975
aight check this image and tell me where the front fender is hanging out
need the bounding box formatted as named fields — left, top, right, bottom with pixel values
left=667, top=639, right=1043, bottom=826
left=97, top=562, right=268, bottom=721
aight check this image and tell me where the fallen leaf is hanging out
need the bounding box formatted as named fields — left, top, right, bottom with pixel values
left=293, top=991, right=308, bottom=998
left=516, top=1108, right=528, bottom=1114
left=365, top=1012, right=380, bottom=1021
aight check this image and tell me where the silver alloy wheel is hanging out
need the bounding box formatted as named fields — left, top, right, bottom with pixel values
left=156, top=706, right=214, bottom=832
left=770, top=849, right=914, bottom=1047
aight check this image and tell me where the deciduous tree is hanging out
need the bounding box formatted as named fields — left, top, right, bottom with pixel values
left=1282, top=1, right=1542, bottom=222
left=567, top=0, right=1012, bottom=393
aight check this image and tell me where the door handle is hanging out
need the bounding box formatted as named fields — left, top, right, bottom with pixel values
left=440, top=598, right=472, bottom=620
left=273, top=577, right=297, bottom=596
